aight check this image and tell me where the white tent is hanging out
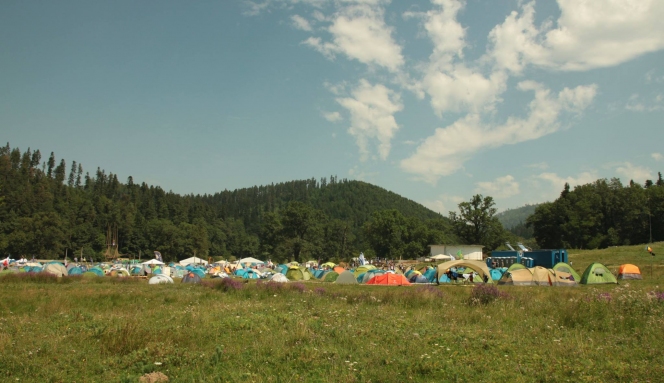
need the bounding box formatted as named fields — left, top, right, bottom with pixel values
left=237, top=257, right=264, bottom=265
left=431, top=254, right=453, bottom=260
left=142, top=259, right=165, bottom=265
left=180, top=256, right=208, bottom=266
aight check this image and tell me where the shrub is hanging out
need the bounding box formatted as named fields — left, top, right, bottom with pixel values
left=289, top=282, right=306, bottom=293
left=468, top=284, right=509, bottom=306
left=210, top=278, right=244, bottom=292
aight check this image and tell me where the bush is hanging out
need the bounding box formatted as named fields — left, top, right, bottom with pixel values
left=468, top=284, right=509, bottom=305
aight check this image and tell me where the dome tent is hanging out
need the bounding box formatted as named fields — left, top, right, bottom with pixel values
left=182, top=272, right=203, bottom=284
left=552, top=262, right=581, bottom=282
left=149, top=274, right=174, bottom=284
left=618, top=264, right=642, bottom=280
left=335, top=270, right=358, bottom=284
left=581, top=263, right=617, bottom=285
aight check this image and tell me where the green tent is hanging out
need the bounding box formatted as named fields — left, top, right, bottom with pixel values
left=323, top=271, right=339, bottom=282
left=506, top=263, right=527, bottom=273
left=285, top=266, right=313, bottom=281
left=552, top=262, right=581, bottom=282
left=580, top=263, right=618, bottom=284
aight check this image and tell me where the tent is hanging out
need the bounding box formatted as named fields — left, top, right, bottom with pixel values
left=489, top=268, right=504, bottom=281
left=506, top=263, right=527, bottom=273
left=498, top=268, right=534, bottom=286
left=285, top=266, right=313, bottom=281
left=531, top=266, right=556, bottom=286
left=581, top=263, right=618, bottom=284
left=552, top=262, right=581, bottom=282
left=335, top=271, right=359, bottom=284
left=43, top=263, right=68, bottom=277
left=270, top=273, right=289, bottom=283
left=430, top=254, right=453, bottom=261
left=360, top=269, right=386, bottom=284
left=353, top=265, right=376, bottom=278
left=149, top=275, right=174, bottom=284
left=108, top=269, right=130, bottom=277
left=436, top=260, right=493, bottom=284
left=68, top=266, right=83, bottom=276
left=333, top=266, right=346, bottom=274
left=237, top=257, right=265, bottom=266
left=552, top=270, right=578, bottom=287
left=618, top=264, right=642, bottom=280
left=366, top=273, right=411, bottom=286
left=323, top=271, right=339, bottom=282
left=182, top=272, right=203, bottom=284
left=88, top=267, right=105, bottom=277
left=243, top=269, right=262, bottom=279
left=321, top=262, right=336, bottom=269
left=409, top=274, right=429, bottom=284
left=180, top=257, right=208, bottom=266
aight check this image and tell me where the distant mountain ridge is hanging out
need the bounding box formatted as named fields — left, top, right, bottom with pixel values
left=496, top=204, right=541, bottom=229
left=201, top=177, right=446, bottom=234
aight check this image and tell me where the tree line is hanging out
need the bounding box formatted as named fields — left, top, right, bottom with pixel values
left=528, top=176, right=664, bottom=249
left=3, top=144, right=512, bottom=263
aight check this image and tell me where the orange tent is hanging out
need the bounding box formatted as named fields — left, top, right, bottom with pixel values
left=366, top=273, right=411, bottom=286
left=618, top=264, right=642, bottom=280
left=333, top=266, right=345, bottom=274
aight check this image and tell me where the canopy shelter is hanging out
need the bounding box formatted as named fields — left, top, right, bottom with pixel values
left=430, top=254, right=453, bottom=261
left=142, top=259, right=165, bottom=265
left=436, top=260, right=493, bottom=284
left=235, top=257, right=263, bottom=266
left=180, top=257, right=208, bottom=266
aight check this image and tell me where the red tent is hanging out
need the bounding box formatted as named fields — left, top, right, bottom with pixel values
left=366, top=273, right=411, bottom=286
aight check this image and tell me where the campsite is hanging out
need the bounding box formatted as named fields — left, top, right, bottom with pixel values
left=1, top=243, right=663, bottom=382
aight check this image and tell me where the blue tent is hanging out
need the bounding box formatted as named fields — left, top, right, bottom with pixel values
left=243, top=269, right=261, bottom=279
left=235, top=269, right=248, bottom=277
left=490, top=268, right=504, bottom=281
left=89, top=267, right=104, bottom=277
left=409, top=274, right=429, bottom=283
left=439, top=274, right=451, bottom=283
left=190, top=268, right=205, bottom=278
left=277, top=264, right=289, bottom=274
left=312, top=269, right=325, bottom=279
left=68, top=267, right=83, bottom=275
left=130, top=266, right=143, bottom=275
left=423, top=269, right=437, bottom=283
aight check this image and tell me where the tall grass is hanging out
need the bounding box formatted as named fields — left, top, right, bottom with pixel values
left=0, top=243, right=663, bottom=382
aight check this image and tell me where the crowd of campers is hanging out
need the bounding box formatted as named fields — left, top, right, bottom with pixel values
left=0, top=253, right=644, bottom=286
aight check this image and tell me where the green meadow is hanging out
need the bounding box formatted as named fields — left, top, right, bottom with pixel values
left=1, top=243, right=663, bottom=383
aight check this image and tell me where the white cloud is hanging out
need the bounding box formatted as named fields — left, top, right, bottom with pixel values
left=422, top=66, right=508, bottom=117
left=527, top=162, right=548, bottom=170
left=536, top=171, right=599, bottom=190
left=291, top=15, right=313, bottom=31
left=243, top=1, right=272, bottom=16
left=625, top=94, right=664, bottom=112
left=488, top=0, right=664, bottom=73
left=337, top=79, right=403, bottom=161
left=303, top=3, right=404, bottom=72
left=475, top=175, right=520, bottom=199
left=322, top=111, right=342, bottom=122
left=401, top=82, right=597, bottom=183
left=615, top=162, right=653, bottom=182
left=653, top=153, right=663, bottom=161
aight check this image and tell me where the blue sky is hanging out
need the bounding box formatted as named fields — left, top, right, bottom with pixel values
left=2, top=0, right=663, bottom=214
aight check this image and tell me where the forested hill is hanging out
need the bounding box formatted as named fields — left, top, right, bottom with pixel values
left=202, top=177, right=444, bottom=234
left=0, top=144, right=451, bottom=262
left=496, top=204, right=541, bottom=229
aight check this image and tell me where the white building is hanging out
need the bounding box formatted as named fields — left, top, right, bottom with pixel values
left=429, top=245, right=484, bottom=261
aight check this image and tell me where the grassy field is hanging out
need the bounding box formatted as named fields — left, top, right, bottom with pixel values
left=1, top=243, right=663, bottom=383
